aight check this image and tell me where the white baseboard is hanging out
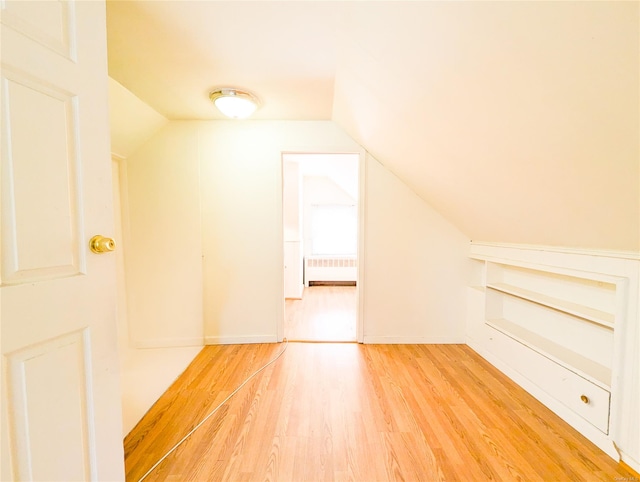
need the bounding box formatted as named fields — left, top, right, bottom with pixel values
left=204, top=335, right=278, bottom=345
left=132, top=337, right=204, bottom=349
left=620, top=449, right=640, bottom=474
left=363, top=335, right=464, bottom=344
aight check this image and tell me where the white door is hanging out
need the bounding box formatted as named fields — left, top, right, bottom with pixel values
left=1, top=1, right=124, bottom=480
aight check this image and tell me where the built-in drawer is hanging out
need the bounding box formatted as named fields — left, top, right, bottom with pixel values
left=485, top=325, right=611, bottom=434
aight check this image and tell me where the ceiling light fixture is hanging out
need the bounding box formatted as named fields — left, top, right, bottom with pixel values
left=209, top=88, right=260, bottom=119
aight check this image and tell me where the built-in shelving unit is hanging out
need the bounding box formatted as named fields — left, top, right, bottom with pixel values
left=466, top=244, right=639, bottom=465
left=486, top=282, right=615, bottom=328
left=485, top=317, right=611, bottom=388
left=482, top=261, right=619, bottom=394
left=480, top=262, right=620, bottom=392
left=469, top=258, right=486, bottom=292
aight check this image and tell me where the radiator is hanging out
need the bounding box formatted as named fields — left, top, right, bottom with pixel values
left=304, top=255, right=357, bottom=286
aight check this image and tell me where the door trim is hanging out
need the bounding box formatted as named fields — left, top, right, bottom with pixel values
left=277, top=149, right=366, bottom=343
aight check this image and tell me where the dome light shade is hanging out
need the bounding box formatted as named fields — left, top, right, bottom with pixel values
left=209, top=88, right=259, bottom=119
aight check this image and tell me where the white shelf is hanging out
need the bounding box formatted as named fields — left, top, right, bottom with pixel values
left=486, top=282, right=615, bottom=329
left=466, top=245, right=640, bottom=463
left=486, top=318, right=611, bottom=389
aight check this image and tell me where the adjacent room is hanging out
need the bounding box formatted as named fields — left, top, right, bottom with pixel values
left=1, top=1, right=638, bottom=481
left=282, top=153, right=360, bottom=342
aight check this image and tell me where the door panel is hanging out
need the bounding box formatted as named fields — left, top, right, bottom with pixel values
left=1, top=70, right=84, bottom=284
left=1, top=1, right=124, bottom=480
left=6, top=329, right=94, bottom=481
left=0, top=0, right=75, bottom=60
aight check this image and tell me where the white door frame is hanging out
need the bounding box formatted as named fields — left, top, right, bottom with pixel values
left=277, top=150, right=366, bottom=343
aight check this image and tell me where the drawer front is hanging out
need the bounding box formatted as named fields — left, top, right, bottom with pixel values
left=485, top=325, right=611, bottom=433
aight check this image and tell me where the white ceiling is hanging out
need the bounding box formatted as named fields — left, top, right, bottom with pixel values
left=107, top=1, right=343, bottom=120
left=107, top=1, right=639, bottom=251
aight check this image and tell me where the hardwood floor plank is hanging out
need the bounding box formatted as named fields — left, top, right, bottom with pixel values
left=125, top=343, right=635, bottom=481
left=285, top=286, right=356, bottom=341
left=421, top=346, right=543, bottom=481
left=433, top=345, right=584, bottom=480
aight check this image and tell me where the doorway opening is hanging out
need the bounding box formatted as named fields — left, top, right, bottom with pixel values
left=282, top=153, right=360, bottom=342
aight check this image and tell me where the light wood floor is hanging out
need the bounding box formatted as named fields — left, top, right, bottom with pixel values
left=124, top=343, right=636, bottom=481
left=285, top=286, right=356, bottom=341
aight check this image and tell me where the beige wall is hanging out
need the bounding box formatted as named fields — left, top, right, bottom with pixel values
left=198, top=121, right=363, bottom=343
left=363, top=154, right=470, bottom=342
left=125, top=123, right=203, bottom=348
left=108, top=77, right=168, bottom=159
left=282, top=160, right=301, bottom=241
left=111, top=158, right=129, bottom=357
left=334, top=1, right=639, bottom=252
left=122, top=120, right=470, bottom=346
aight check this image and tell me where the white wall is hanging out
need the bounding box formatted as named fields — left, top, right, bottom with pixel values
left=363, top=154, right=470, bottom=343
left=333, top=1, right=639, bottom=252
left=198, top=121, right=363, bottom=344
left=108, top=77, right=168, bottom=159
left=125, top=122, right=203, bottom=348
left=282, top=160, right=301, bottom=241
left=111, top=158, right=129, bottom=358
left=108, top=76, right=170, bottom=350
left=122, top=120, right=470, bottom=347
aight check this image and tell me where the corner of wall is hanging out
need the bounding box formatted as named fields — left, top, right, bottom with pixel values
left=108, top=77, right=169, bottom=159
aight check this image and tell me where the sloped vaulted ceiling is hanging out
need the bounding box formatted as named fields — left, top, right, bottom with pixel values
left=107, top=1, right=639, bottom=252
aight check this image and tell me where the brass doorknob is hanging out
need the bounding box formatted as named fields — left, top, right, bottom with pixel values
left=580, top=395, right=589, bottom=404
left=89, top=235, right=116, bottom=254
